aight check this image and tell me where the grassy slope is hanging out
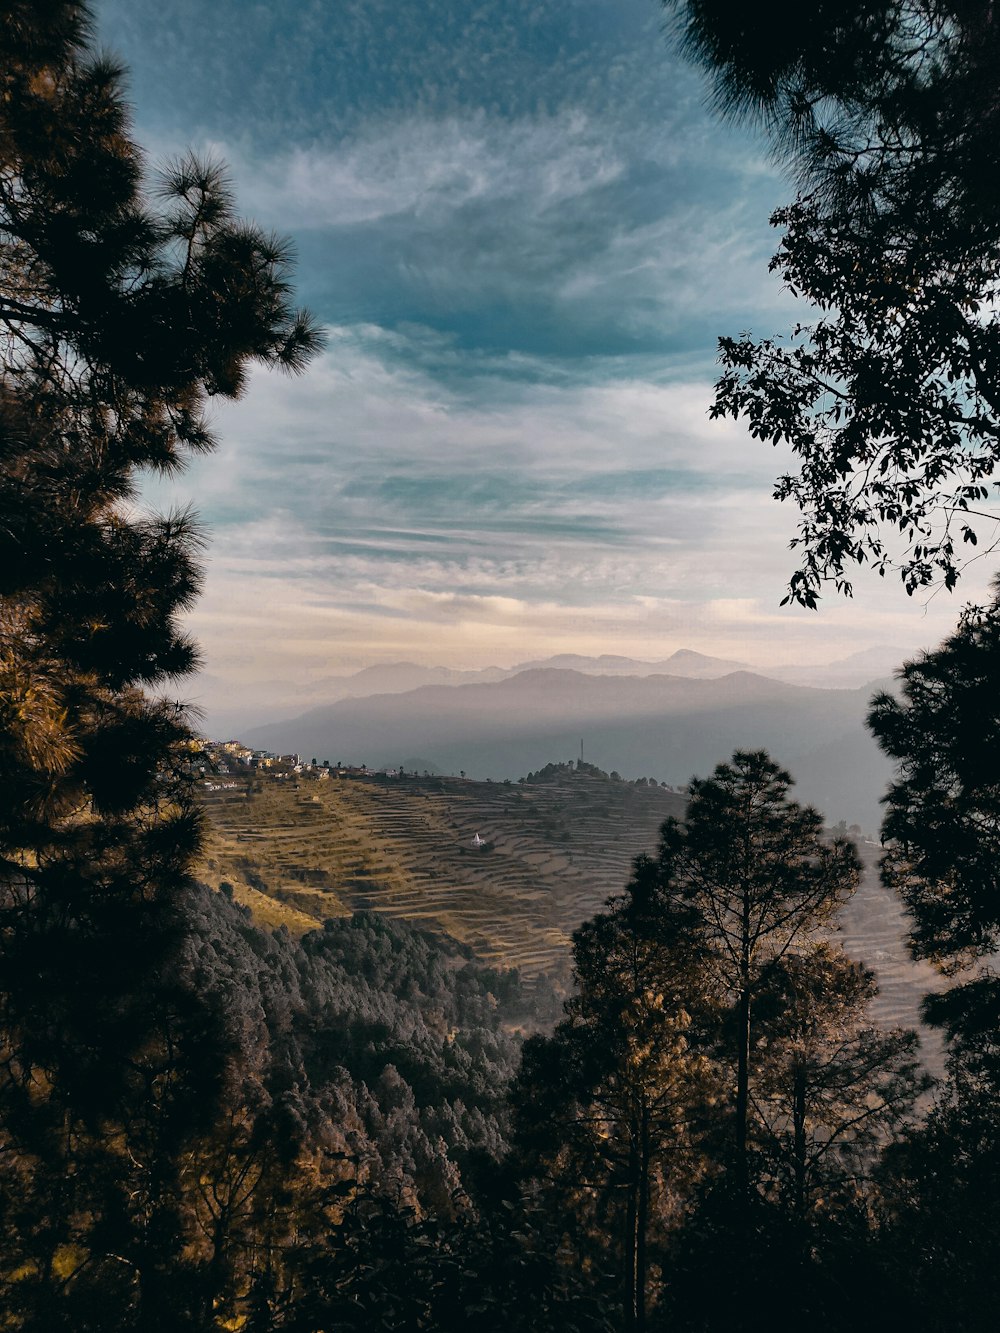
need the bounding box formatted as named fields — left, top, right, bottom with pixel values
left=198, top=770, right=943, bottom=1068
left=198, top=769, right=685, bottom=980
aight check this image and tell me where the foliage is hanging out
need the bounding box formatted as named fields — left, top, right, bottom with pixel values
left=672, top=0, right=1000, bottom=224
left=178, top=896, right=549, bottom=1327
left=254, top=1189, right=616, bottom=1333
left=513, top=751, right=921, bottom=1329
left=869, top=584, right=1000, bottom=968
left=749, top=942, right=927, bottom=1214
left=513, top=858, right=716, bottom=1330
left=867, top=591, right=1000, bottom=1327
left=655, top=750, right=867, bottom=1193
left=712, top=198, right=1000, bottom=605
left=0, top=3, right=320, bottom=1326
left=669, top=1, right=1000, bottom=603
left=879, top=998, right=1000, bottom=1332
left=1, top=881, right=532, bottom=1328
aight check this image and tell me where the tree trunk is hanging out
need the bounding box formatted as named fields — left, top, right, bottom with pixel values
left=792, top=1064, right=807, bottom=1217
left=623, top=1103, right=651, bottom=1333
left=735, top=982, right=751, bottom=1199
left=636, top=1101, right=650, bottom=1333
left=625, top=1132, right=639, bottom=1333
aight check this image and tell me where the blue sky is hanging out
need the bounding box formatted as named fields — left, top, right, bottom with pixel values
left=96, top=0, right=995, bottom=717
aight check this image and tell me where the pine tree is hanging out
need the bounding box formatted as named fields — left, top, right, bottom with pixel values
left=869, top=586, right=1000, bottom=970
left=512, top=857, right=716, bottom=1333
left=656, top=751, right=862, bottom=1197
left=867, top=588, right=1000, bottom=1326
left=0, top=4, right=320, bottom=1325
left=513, top=752, right=922, bottom=1330
left=651, top=752, right=922, bottom=1329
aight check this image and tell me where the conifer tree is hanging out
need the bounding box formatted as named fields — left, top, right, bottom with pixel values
left=867, top=587, right=1000, bottom=1325
left=0, top=3, right=320, bottom=1324
left=515, top=751, right=922, bottom=1330
left=651, top=753, right=921, bottom=1329
left=869, top=586, right=1000, bottom=971
left=656, top=750, right=862, bottom=1196
left=513, top=858, right=716, bottom=1333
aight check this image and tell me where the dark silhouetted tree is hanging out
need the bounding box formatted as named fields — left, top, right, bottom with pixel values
left=648, top=753, right=922, bottom=1331
left=667, top=1, right=1000, bottom=603
left=513, top=859, right=715, bottom=1332
left=750, top=943, right=926, bottom=1220
left=514, top=752, right=920, bottom=1330
left=0, top=3, right=320, bottom=1326
left=868, top=588, right=1000, bottom=1327
left=656, top=750, right=862, bottom=1196
left=869, top=584, right=1000, bottom=970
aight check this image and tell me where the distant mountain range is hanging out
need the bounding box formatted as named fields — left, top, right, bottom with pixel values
left=764, top=645, right=907, bottom=689
left=291, top=649, right=753, bottom=706
left=243, top=665, right=898, bottom=830
left=311, top=646, right=903, bottom=698
left=203, top=644, right=905, bottom=735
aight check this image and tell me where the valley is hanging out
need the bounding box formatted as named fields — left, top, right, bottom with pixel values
left=197, top=764, right=944, bottom=1067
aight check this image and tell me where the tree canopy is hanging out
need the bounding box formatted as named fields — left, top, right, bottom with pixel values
left=514, top=751, right=922, bottom=1329
left=869, top=583, right=1000, bottom=969
left=0, top=4, right=321, bottom=1325
left=668, top=1, right=1000, bottom=604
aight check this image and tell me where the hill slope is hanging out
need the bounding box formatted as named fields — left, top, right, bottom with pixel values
left=243, top=669, right=893, bottom=828
left=197, top=767, right=942, bottom=1068
left=198, top=766, right=685, bottom=981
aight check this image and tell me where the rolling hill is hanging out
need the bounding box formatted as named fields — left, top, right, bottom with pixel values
left=198, top=764, right=685, bottom=982
left=197, top=766, right=943, bottom=1069
left=243, top=668, right=895, bottom=829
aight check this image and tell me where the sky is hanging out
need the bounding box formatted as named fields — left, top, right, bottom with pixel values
left=95, top=0, right=999, bottom=720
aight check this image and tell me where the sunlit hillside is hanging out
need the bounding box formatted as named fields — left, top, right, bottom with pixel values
left=197, top=765, right=685, bottom=981
left=197, top=765, right=944, bottom=1068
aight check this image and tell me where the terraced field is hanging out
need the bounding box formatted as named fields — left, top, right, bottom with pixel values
left=198, top=769, right=685, bottom=980
left=198, top=770, right=945, bottom=1067
left=837, top=843, right=945, bottom=1072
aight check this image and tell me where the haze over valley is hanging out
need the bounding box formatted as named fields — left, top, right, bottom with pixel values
left=233, top=646, right=902, bottom=829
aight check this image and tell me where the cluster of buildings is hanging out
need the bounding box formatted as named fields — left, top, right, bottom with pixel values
left=191, top=740, right=404, bottom=788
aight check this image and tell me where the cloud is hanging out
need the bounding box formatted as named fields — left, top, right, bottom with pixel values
left=140, top=324, right=995, bottom=726
left=112, top=0, right=792, bottom=364
left=181, top=109, right=788, bottom=358
left=103, top=0, right=998, bottom=733
left=219, top=112, right=624, bottom=229
left=99, top=0, right=726, bottom=150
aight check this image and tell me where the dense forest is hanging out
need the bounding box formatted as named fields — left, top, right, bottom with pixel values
left=5, top=1, right=1000, bottom=1329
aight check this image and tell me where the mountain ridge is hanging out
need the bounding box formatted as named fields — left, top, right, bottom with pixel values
left=242, top=667, right=892, bottom=828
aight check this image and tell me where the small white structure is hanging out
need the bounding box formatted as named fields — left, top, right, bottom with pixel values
left=472, top=832, right=486, bottom=849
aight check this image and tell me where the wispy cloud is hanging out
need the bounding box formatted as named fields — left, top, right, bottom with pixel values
left=141, top=326, right=993, bottom=723
left=220, top=112, right=624, bottom=229
left=103, top=0, right=993, bottom=733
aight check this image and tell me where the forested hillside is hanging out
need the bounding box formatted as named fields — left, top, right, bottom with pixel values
left=196, top=764, right=942, bottom=1053
left=185, top=889, right=530, bottom=1216
left=198, top=762, right=685, bottom=978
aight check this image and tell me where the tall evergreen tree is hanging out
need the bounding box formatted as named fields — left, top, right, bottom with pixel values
left=514, top=752, right=920, bottom=1329
left=869, top=585, right=1000, bottom=970
left=866, top=586, right=1000, bottom=1328
left=0, top=3, right=320, bottom=1325
left=651, top=753, right=921, bottom=1331
left=512, top=859, right=715, bottom=1333
left=656, top=750, right=862, bottom=1196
